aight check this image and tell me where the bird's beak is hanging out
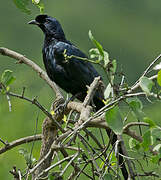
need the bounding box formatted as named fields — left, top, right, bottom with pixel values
left=28, top=20, right=40, bottom=25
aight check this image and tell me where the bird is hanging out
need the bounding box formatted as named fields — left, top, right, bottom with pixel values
left=28, top=14, right=128, bottom=179
left=28, top=14, right=104, bottom=111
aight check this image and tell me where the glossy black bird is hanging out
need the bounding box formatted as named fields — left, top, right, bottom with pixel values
left=28, top=14, right=104, bottom=111
left=28, top=15, right=128, bottom=179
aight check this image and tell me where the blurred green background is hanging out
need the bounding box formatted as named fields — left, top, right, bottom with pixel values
left=0, top=0, right=161, bottom=179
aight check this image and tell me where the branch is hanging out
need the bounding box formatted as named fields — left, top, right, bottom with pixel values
left=6, top=91, right=65, bottom=133
left=0, top=47, right=62, bottom=99
left=0, top=134, right=41, bottom=154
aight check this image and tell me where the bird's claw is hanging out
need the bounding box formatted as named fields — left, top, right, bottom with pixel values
left=54, top=102, right=67, bottom=115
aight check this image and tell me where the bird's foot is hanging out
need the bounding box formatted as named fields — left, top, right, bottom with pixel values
left=54, top=101, right=67, bottom=115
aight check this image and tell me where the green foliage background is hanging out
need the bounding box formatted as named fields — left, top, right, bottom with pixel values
left=0, top=0, right=161, bottom=179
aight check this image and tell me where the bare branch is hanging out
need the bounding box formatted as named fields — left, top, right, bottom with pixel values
left=6, top=91, right=65, bottom=132
left=123, top=122, right=149, bottom=132
left=0, top=134, right=41, bottom=155
left=37, top=155, right=75, bottom=178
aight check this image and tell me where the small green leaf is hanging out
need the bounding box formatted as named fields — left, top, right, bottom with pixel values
left=157, top=70, right=161, bottom=87
left=1, top=70, right=16, bottom=87
left=13, top=0, right=31, bottom=14
left=127, top=97, right=143, bottom=113
left=140, top=76, right=154, bottom=95
left=144, top=117, right=156, bottom=129
left=129, top=138, right=140, bottom=150
left=105, top=105, right=123, bottom=135
left=89, top=30, right=104, bottom=58
left=103, top=51, right=110, bottom=68
left=141, top=130, right=153, bottom=151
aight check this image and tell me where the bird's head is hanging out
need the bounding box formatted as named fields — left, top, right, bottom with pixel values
left=28, top=15, right=65, bottom=40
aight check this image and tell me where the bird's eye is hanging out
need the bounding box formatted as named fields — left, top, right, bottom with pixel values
left=46, top=19, right=50, bottom=23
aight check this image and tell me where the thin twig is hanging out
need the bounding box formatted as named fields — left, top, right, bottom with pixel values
left=37, top=155, right=75, bottom=178
left=59, top=152, right=79, bottom=177
left=6, top=91, right=65, bottom=132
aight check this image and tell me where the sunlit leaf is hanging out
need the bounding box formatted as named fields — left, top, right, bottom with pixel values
left=103, top=51, right=110, bottom=68
left=153, top=144, right=161, bottom=152
left=104, top=83, right=112, bottom=99
left=127, top=97, right=143, bottom=113
left=1, top=70, right=16, bottom=87
left=157, top=70, right=161, bottom=87
left=89, top=30, right=104, bottom=58
left=144, top=117, right=156, bottom=129
left=13, top=0, right=31, bottom=14
left=105, top=105, right=123, bottom=135
left=129, top=138, right=140, bottom=150
left=140, top=76, right=154, bottom=95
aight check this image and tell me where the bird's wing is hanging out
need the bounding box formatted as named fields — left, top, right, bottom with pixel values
left=53, top=41, right=100, bottom=92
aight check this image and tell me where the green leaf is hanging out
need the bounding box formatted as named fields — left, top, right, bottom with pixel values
left=103, top=174, right=114, bottom=180
left=89, top=30, right=104, bottom=58
left=1, top=70, right=16, bottom=87
left=110, top=59, right=117, bottom=74
left=13, top=0, right=31, bottom=14
left=105, top=105, right=123, bottom=135
left=19, top=148, right=36, bottom=167
left=144, top=117, right=156, bottom=129
left=129, top=138, right=140, bottom=150
left=139, top=76, right=154, bottom=95
left=151, top=155, right=161, bottom=164
left=141, top=130, right=153, bottom=151
left=127, top=97, right=143, bottom=113
left=157, top=70, right=161, bottom=87
left=103, top=51, right=110, bottom=68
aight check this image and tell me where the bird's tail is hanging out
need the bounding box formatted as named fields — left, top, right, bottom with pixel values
left=94, top=98, right=128, bottom=179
